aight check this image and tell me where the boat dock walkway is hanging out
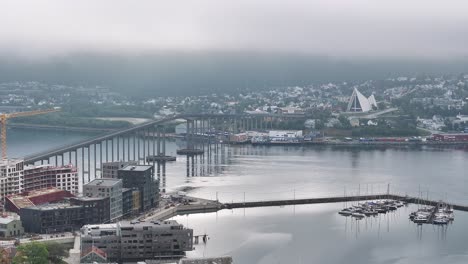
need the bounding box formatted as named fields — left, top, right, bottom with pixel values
left=142, top=193, right=468, bottom=222
left=224, top=194, right=468, bottom=212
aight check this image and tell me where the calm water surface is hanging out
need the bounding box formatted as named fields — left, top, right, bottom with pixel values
left=8, top=128, right=468, bottom=264
left=173, top=204, right=468, bottom=264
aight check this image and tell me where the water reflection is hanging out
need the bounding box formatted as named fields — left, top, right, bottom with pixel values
left=172, top=203, right=464, bottom=264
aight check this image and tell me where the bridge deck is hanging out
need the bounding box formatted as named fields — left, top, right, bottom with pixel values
left=23, top=113, right=308, bottom=163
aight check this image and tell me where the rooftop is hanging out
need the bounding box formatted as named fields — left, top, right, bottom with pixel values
left=20, top=187, right=70, bottom=198
left=6, top=188, right=74, bottom=212
left=25, top=203, right=82, bottom=211
left=0, top=158, right=23, bottom=167
left=102, top=160, right=137, bottom=166
left=120, top=165, right=153, bottom=172
left=24, top=164, right=76, bottom=172
left=0, top=215, right=20, bottom=224
left=71, top=196, right=108, bottom=202
left=85, top=178, right=122, bottom=187
left=82, top=220, right=184, bottom=236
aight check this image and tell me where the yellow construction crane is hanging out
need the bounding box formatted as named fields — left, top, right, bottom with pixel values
left=0, top=108, right=61, bottom=160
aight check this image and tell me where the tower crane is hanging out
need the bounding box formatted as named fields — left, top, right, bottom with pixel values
left=0, top=108, right=61, bottom=160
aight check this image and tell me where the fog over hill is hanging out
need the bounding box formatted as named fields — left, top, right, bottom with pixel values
left=1, top=53, right=468, bottom=97
left=1, top=0, right=468, bottom=96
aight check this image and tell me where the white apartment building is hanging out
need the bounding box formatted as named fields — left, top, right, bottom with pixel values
left=0, top=159, right=24, bottom=198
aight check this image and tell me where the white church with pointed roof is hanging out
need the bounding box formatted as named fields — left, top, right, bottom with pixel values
left=346, top=88, right=378, bottom=112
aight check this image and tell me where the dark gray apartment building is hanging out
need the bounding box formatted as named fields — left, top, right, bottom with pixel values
left=20, top=204, right=84, bottom=233
left=83, top=178, right=123, bottom=221
left=20, top=197, right=110, bottom=234
left=102, top=161, right=137, bottom=179
left=81, top=220, right=193, bottom=262
left=118, top=165, right=158, bottom=211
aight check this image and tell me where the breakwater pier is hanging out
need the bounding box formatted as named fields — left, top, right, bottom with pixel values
left=142, top=193, right=468, bottom=222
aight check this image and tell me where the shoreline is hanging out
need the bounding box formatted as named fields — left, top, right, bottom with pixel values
left=247, top=141, right=468, bottom=147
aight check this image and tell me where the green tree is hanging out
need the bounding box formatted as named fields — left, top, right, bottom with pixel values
left=45, top=242, right=69, bottom=264
left=13, top=242, right=49, bottom=264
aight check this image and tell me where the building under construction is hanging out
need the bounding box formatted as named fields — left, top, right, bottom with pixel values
left=24, top=164, right=79, bottom=194
left=5, top=187, right=74, bottom=213
left=0, top=159, right=24, bottom=199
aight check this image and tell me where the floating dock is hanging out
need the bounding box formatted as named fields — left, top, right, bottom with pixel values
left=146, top=155, right=177, bottom=162
left=176, top=149, right=204, bottom=155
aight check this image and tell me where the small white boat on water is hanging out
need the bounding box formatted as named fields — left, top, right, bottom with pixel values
left=338, top=209, right=353, bottom=216
left=433, top=216, right=450, bottom=225
left=413, top=215, right=429, bottom=224
left=352, top=212, right=366, bottom=218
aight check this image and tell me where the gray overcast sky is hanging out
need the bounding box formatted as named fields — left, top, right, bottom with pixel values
left=1, top=0, right=468, bottom=58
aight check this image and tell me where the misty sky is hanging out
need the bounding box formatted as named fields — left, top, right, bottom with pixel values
left=1, top=0, right=468, bottom=58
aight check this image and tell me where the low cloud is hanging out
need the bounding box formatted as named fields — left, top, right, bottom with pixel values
left=1, top=0, right=467, bottom=58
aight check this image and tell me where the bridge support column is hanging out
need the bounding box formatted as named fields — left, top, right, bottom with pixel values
left=157, top=126, right=161, bottom=155
left=100, top=143, right=103, bottom=176
left=143, top=129, right=147, bottom=164
left=161, top=161, right=166, bottom=193
left=188, top=120, right=193, bottom=149
left=191, top=155, right=195, bottom=176
left=127, top=135, right=131, bottom=161
left=152, top=126, right=156, bottom=157
left=162, top=129, right=166, bottom=156
left=121, top=137, right=125, bottom=161
left=133, top=134, right=136, bottom=161
left=137, top=133, right=141, bottom=164
left=93, top=144, right=97, bottom=178
left=111, top=138, right=114, bottom=162
left=81, top=148, right=85, bottom=184
left=146, top=128, right=150, bottom=163
left=87, top=146, right=91, bottom=182
left=106, top=140, right=109, bottom=162
left=117, top=136, right=120, bottom=161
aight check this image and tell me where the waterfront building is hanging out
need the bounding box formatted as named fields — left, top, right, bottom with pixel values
left=432, top=133, right=468, bottom=141
left=118, top=165, right=158, bottom=211
left=81, top=220, right=193, bottom=263
left=0, top=159, right=24, bottom=198
left=122, top=187, right=140, bottom=217
left=19, top=196, right=110, bottom=234
left=5, top=188, right=74, bottom=213
left=70, top=196, right=111, bottom=224
left=20, top=203, right=84, bottom=233
left=279, top=106, right=305, bottom=114
left=102, top=161, right=137, bottom=179
left=228, top=133, right=249, bottom=143
left=84, top=178, right=123, bottom=221
left=23, top=164, right=79, bottom=194
left=346, top=88, right=378, bottom=112
left=0, top=215, right=24, bottom=238
left=268, top=130, right=303, bottom=139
